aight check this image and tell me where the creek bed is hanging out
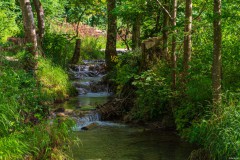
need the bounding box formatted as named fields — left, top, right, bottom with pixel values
left=58, top=60, right=197, bottom=159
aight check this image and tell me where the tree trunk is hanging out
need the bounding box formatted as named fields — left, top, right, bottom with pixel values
left=162, top=0, right=169, bottom=61
left=71, top=39, right=81, bottom=64
left=182, top=0, right=192, bottom=85
left=132, top=15, right=141, bottom=50
left=105, top=0, right=117, bottom=71
left=212, top=0, right=222, bottom=106
left=33, top=0, right=44, bottom=43
left=19, top=0, right=38, bottom=70
left=171, top=0, right=177, bottom=90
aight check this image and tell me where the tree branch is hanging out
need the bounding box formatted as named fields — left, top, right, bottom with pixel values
left=156, top=0, right=173, bottom=20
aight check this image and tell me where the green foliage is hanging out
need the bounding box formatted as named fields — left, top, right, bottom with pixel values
left=0, top=53, right=75, bottom=159
left=25, top=119, right=75, bottom=160
left=0, top=62, right=49, bottom=135
left=187, top=92, right=240, bottom=159
left=222, top=8, right=240, bottom=91
left=112, top=50, right=140, bottom=90
left=81, top=36, right=105, bottom=60
left=132, top=69, right=172, bottom=120
left=65, top=0, right=107, bottom=28
left=0, top=1, right=19, bottom=42
left=41, top=0, right=67, bottom=20
left=43, top=33, right=75, bottom=67
left=0, top=119, right=75, bottom=160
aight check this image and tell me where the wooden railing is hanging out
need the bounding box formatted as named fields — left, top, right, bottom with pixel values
left=140, top=37, right=163, bottom=71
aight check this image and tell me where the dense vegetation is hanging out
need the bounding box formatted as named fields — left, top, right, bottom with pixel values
left=0, top=0, right=239, bottom=159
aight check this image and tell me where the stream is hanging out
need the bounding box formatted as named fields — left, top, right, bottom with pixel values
left=57, top=60, right=197, bottom=160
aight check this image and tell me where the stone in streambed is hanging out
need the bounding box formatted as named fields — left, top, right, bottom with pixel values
left=56, top=112, right=67, bottom=117
left=81, top=123, right=98, bottom=130
left=54, top=107, right=65, bottom=113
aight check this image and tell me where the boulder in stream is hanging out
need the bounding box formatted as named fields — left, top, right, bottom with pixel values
left=81, top=122, right=98, bottom=130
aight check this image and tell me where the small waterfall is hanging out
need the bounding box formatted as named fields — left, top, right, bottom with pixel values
left=73, top=112, right=101, bottom=131
left=69, top=60, right=110, bottom=95
left=69, top=60, right=121, bottom=131
left=73, top=111, right=125, bottom=131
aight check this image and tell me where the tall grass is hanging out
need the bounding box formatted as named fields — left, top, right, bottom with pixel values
left=187, top=92, right=240, bottom=159
left=37, top=58, right=73, bottom=102
left=81, top=36, right=104, bottom=60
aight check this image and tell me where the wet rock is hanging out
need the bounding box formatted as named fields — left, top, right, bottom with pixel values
left=64, top=109, right=74, bottom=115
left=81, top=122, right=98, bottom=130
left=54, top=107, right=65, bottom=113
left=69, top=64, right=80, bottom=72
left=188, top=149, right=211, bottom=160
left=87, top=71, right=98, bottom=77
left=77, top=88, right=88, bottom=94
left=90, top=83, right=105, bottom=92
left=73, top=82, right=90, bottom=89
left=56, top=112, right=67, bottom=117
left=88, top=65, right=95, bottom=71
left=161, top=115, right=175, bottom=129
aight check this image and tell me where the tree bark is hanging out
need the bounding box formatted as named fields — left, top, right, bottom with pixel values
left=162, top=0, right=169, bottom=61
left=182, top=0, right=192, bottom=85
left=105, top=0, right=117, bottom=71
left=132, top=15, right=141, bottom=50
left=171, top=0, right=177, bottom=90
left=33, top=0, right=44, bottom=43
left=71, top=39, right=81, bottom=64
left=212, top=0, right=222, bottom=106
left=19, top=0, right=38, bottom=70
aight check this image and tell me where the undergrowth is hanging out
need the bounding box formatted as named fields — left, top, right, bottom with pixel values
left=0, top=53, right=76, bottom=159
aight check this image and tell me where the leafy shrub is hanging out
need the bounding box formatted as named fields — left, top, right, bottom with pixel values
left=0, top=1, right=19, bottom=42
left=43, top=33, right=75, bottom=67
left=131, top=69, right=172, bottom=120
left=112, top=50, right=141, bottom=93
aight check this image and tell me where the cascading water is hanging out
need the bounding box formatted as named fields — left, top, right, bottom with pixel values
left=69, top=60, right=122, bottom=131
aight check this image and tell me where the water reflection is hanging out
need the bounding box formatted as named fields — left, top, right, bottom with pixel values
left=72, top=126, right=196, bottom=160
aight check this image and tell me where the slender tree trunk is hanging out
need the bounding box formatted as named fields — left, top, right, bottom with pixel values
left=33, top=0, right=44, bottom=43
left=212, top=0, right=222, bottom=106
left=182, top=0, right=192, bottom=85
left=155, top=12, right=161, bottom=33
left=171, top=0, right=177, bottom=90
left=19, top=0, right=38, bottom=70
left=71, top=39, right=81, bottom=64
left=105, top=0, right=117, bottom=71
left=162, top=0, right=169, bottom=61
left=76, top=9, right=86, bottom=37
left=132, top=15, right=141, bottom=50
